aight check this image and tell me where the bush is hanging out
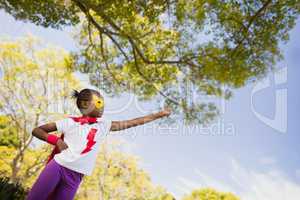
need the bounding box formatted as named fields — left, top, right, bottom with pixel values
left=0, top=177, right=27, bottom=200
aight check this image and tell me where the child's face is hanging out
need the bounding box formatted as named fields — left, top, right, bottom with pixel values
left=80, top=94, right=104, bottom=117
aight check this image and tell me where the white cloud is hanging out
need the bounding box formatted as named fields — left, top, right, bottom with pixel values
left=258, top=156, right=277, bottom=165
left=176, top=159, right=300, bottom=200
left=230, top=160, right=300, bottom=200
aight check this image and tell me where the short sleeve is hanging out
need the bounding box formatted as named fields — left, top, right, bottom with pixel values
left=55, top=118, right=70, bottom=133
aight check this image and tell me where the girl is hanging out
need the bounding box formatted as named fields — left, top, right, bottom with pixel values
left=27, top=88, right=171, bottom=200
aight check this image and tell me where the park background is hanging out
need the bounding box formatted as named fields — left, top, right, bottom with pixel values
left=0, top=1, right=299, bottom=200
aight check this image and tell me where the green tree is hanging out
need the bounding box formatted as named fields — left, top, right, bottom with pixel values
left=0, top=35, right=81, bottom=184
left=1, top=0, right=299, bottom=123
left=0, top=115, right=50, bottom=188
left=182, top=188, right=239, bottom=200
left=0, top=115, right=19, bottom=147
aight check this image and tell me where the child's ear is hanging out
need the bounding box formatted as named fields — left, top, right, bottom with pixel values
left=80, top=100, right=89, bottom=109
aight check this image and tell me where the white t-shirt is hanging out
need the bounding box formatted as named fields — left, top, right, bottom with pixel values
left=53, top=117, right=112, bottom=175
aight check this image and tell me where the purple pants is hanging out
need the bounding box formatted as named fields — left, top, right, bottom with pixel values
left=27, top=159, right=83, bottom=200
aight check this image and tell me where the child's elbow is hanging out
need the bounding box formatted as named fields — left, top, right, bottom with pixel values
left=32, top=127, right=39, bottom=137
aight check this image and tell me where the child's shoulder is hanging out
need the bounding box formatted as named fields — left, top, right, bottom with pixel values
left=54, top=115, right=79, bottom=126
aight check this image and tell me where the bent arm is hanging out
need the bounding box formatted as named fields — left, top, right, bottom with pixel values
left=32, top=123, right=57, bottom=142
left=110, top=110, right=170, bottom=132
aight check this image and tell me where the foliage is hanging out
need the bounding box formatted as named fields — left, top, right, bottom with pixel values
left=0, top=115, right=19, bottom=147
left=0, top=115, right=50, bottom=188
left=0, top=0, right=79, bottom=28
left=0, top=142, right=50, bottom=188
left=0, top=35, right=81, bottom=184
left=1, top=0, right=299, bottom=123
left=0, top=176, right=27, bottom=200
left=182, top=188, right=240, bottom=200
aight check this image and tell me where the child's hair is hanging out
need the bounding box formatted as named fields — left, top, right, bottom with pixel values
left=71, top=88, right=102, bottom=110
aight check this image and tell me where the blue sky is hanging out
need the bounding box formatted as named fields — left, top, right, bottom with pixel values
left=0, top=10, right=299, bottom=199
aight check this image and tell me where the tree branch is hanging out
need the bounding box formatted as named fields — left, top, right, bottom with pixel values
left=132, top=47, right=180, bottom=106
left=99, top=32, right=126, bottom=88
left=73, top=0, right=130, bottom=61
left=73, top=0, right=191, bottom=67
left=232, top=0, right=273, bottom=55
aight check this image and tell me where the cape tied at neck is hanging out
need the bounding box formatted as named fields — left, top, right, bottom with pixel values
left=70, top=116, right=99, bottom=125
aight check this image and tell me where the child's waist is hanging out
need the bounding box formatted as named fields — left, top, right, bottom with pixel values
left=50, top=159, right=84, bottom=178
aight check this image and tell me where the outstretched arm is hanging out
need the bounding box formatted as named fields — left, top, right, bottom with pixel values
left=110, top=108, right=171, bottom=132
